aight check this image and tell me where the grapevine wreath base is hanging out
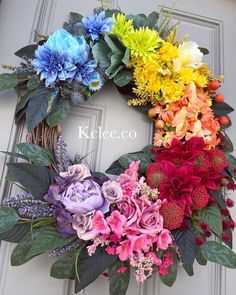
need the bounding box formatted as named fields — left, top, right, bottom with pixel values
left=0, top=6, right=236, bottom=295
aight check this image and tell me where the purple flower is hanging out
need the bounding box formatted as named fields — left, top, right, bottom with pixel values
left=60, top=163, right=91, bottom=182
left=60, top=179, right=109, bottom=215
left=82, top=11, right=114, bottom=41
left=53, top=205, right=75, bottom=238
left=72, top=211, right=95, bottom=240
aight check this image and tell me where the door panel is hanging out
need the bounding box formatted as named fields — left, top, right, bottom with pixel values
left=0, top=0, right=235, bottom=295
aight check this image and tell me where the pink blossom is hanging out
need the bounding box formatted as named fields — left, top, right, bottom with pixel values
left=106, top=246, right=116, bottom=255
left=106, top=210, right=127, bottom=236
left=117, top=266, right=129, bottom=273
left=132, top=234, right=152, bottom=253
left=116, top=161, right=140, bottom=189
left=60, top=163, right=91, bottom=180
left=156, top=229, right=172, bottom=250
left=158, top=264, right=169, bottom=275
left=118, top=195, right=140, bottom=227
left=92, top=211, right=110, bottom=236
left=116, top=240, right=133, bottom=261
left=145, top=252, right=162, bottom=266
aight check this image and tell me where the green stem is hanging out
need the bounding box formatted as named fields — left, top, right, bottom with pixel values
left=75, top=244, right=85, bottom=282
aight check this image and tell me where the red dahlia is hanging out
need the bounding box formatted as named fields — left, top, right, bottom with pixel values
left=146, top=163, right=168, bottom=188
left=191, top=186, right=209, bottom=210
left=160, top=202, right=184, bottom=230
left=208, top=149, right=228, bottom=172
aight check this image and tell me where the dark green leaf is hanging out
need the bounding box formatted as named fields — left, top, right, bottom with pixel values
left=160, top=254, right=177, bottom=287
left=146, top=11, right=159, bottom=28
left=46, top=99, right=71, bottom=127
left=92, top=40, right=111, bottom=69
left=0, top=207, right=19, bottom=233
left=183, top=265, right=194, bottom=276
left=209, top=190, right=226, bottom=209
left=223, top=132, right=234, bottom=153
left=114, top=70, right=133, bottom=87
left=70, top=12, right=83, bottom=23
left=50, top=251, right=76, bottom=279
left=7, top=163, right=56, bottom=199
left=225, top=153, right=236, bottom=180
left=121, top=48, right=130, bottom=67
left=211, top=102, right=234, bottom=117
left=201, top=241, right=236, bottom=268
left=118, top=152, right=150, bottom=174
left=196, top=247, right=207, bottom=266
left=0, top=151, right=28, bottom=160
left=11, top=229, right=43, bottom=266
left=27, top=226, right=73, bottom=258
left=17, top=142, right=52, bottom=166
left=0, top=223, right=30, bottom=243
left=105, top=9, right=121, bottom=18
left=127, top=14, right=147, bottom=29
left=173, top=227, right=197, bottom=270
left=0, top=73, right=19, bottom=91
left=27, top=76, right=40, bottom=90
left=15, top=93, right=31, bottom=114
left=75, top=247, right=117, bottom=293
left=105, top=52, right=124, bottom=78
left=15, top=44, right=38, bottom=60
left=26, top=87, right=59, bottom=132
left=105, top=34, right=125, bottom=53
left=109, top=260, right=130, bottom=295
left=198, top=204, right=222, bottom=237
left=106, top=160, right=125, bottom=175
left=199, top=47, right=209, bottom=55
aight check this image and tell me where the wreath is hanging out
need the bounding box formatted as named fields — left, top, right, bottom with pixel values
left=0, top=6, right=236, bottom=295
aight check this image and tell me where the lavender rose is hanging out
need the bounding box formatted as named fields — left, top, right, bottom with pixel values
left=60, top=164, right=91, bottom=181
left=72, top=211, right=95, bottom=240
left=102, top=180, right=123, bottom=204
left=60, top=179, right=109, bottom=215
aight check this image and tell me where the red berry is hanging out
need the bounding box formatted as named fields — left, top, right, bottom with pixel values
left=218, top=116, right=229, bottom=126
left=205, top=230, right=212, bottom=237
left=226, top=198, right=234, bottom=208
left=222, top=232, right=231, bottom=242
left=222, top=220, right=229, bottom=230
left=200, top=222, right=209, bottom=231
left=221, top=208, right=230, bottom=216
left=195, top=235, right=205, bottom=246
left=191, top=186, right=209, bottom=210
left=209, top=80, right=221, bottom=91
left=181, top=220, right=190, bottom=231
left=228, top=220, right=235, bottom=229
left=215, top=93, right=225, bottom=103
left=160, top=202, right=184, bottom=230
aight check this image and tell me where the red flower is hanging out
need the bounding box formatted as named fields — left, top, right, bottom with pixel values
left=191, top=186, right=209, bottom=210
left=160, top=201, right=184, bottom=230
left=208, top=149, right=228, bottom=172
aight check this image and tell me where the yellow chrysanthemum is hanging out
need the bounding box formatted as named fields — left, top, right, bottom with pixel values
left=161, top=77, right=185, bottom=103
left=111, top=13, right=134, bottom=40
left=123, top=27, right=163, bottom=60
left=157, top=41, right=178, bottom=64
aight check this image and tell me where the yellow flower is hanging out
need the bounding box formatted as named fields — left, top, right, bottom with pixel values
left=161, top=77, right=185, bottom=103
left=111, top=13, right=133, bottom=40
left=124, top=27, right=163, bottom=60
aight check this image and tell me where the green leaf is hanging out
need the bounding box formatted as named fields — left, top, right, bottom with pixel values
left=92, top=40, right=111, bottom=69
left=105, top=52, right=124, bottom=78
left=15, top=44, right=38, bottom=60
left=75, top=247, right=117, bottom=293
left=106, top=160, right=125, bottom=175
left=118, top=152, right=151, bottom=174
left=196, top=247, right=207, bottom=266
left=0, top=151, right=28, bottom=160
left=201, top=241, right=236, bottom=268
left=105, top=34, right=125, bottom=53
left=0, top=207, right=19, bottom=233
left=109, top=260, right=130, bottom=295
left=46, top=99, right=71, bottom=127
left=15, top=93, right=31, bottom=114
left=11, top=229, right=43, bottom=266
left=146, top=11, right=159, bottom=28
left=7, top=163, right=56, bottom=199
left=27, top=226, right=74, bottom=258
left=225, top=153, right=236, bottom=180
left=160, top=254, right=177, bottom=287
left=199, top=47, right=209, bottom=55
left=127, top=14, right=147, bottom=29
left=0, top=73, right=19, bottom=91
left=0, top=223, right=30, bottom=243
left=27, top=76, right=40, bottom=90
left=211, top=101, right=234, bottom=117
left=17, top=142, right=52, bottom=166
left=26, top=87, right=59, bottom=132
left=70, top=12, right=83, bottom=23
left=223, top=132, right=234, bottom=153
left=50, top=251, right=76, bottom=279
left=122, top=48, right=130, bottom=67
left=114, top=70, right=133, bottom=87
left=173, top=226, right=197, bottom=270
left=198, top=204, right=222, bottom=237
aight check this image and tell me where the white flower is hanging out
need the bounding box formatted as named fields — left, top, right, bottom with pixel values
left=173, top=41, right=203, bottom=72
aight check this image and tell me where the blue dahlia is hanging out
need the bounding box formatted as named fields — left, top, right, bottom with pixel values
left=82, top=11, right=114, bottom=41
left=32, top=29, right=87, bottom=86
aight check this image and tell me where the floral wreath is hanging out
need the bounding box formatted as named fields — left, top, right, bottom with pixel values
left=0, top=6, right=236, bottom=295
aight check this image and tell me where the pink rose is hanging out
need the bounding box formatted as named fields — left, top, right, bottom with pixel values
left=60, top=163, right=91, bottom=181
left=118, top=195, right=140, bottom=227
left=156, top=229, right=172, bottom=250
left=72, top=211, right=95, bottom=240
left=116, top=161, right=140, bottom=188
left=102, top=181, right=123, bottom=203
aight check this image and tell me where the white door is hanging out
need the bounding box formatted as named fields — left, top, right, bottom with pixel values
left=0, top=0, right=236, bottom=295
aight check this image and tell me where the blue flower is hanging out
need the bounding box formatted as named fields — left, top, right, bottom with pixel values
left=82, top=11, right=114, bottom=41
left=32, top=29, right=87, bottom=86
left=88, top=73, right=104, bottom=92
